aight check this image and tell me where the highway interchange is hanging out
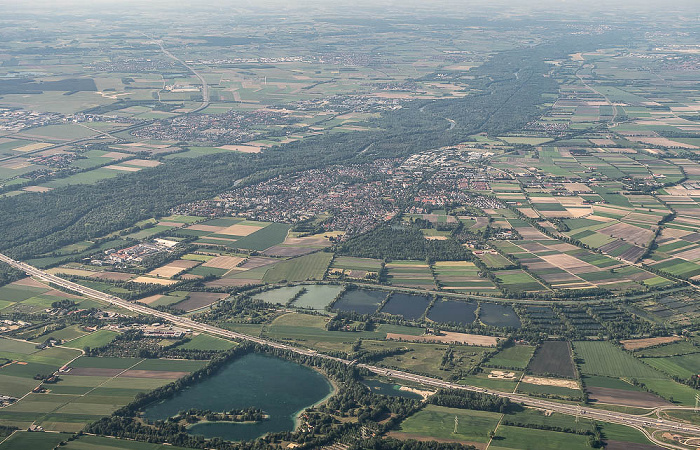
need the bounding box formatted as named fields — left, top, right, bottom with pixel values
left=1, top=252, right=699, bottom=447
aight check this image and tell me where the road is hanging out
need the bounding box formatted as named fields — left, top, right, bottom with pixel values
left=1, top=253, right=699, bottom=443
left=151, top=37, right=210, bottom=113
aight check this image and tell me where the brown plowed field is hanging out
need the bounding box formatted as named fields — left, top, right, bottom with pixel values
left=620, top=336, right=682, bottom=351
left=587, top=386, right=670, bottom=408
left=121, top=370, right=189, bottom=379
left=67, top=367, right=123, bottom=377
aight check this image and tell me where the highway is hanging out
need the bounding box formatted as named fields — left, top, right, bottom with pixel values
left=152, top=38, right=210, bottom=113
left=2, top=253, right=700, bottom=442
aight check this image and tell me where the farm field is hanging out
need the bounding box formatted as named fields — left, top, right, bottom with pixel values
left=490, top=425, right=596, bottom=450
left=484, top=345, right=534, bottom=370
left=641, top=353, right=700, bottom=380
left=0, top=343, right=81, bottom=399
left=176, top=334, right=236, bottom=351
left=0, top=431, right=74, bottom=450
left=261, top=252, right=333, bottom=283
left=328, top=256, right=382, bottom=280
left=433, top=261, right=498, bottom=294
left=0, top=355, right=209, bottom=431
left=59, top=435, right=191, bottom=449
left=385, top=261, right=435, bottom=289
left=493, top=269, right=547, bottom=294
left=475, top=251, right=513, bottom=269
left=394, top=405, right=501, bottom=444
left=573, top=341, right=663, bottom=379
left=62, top=330, right=119, bottom=350
left=528, top=341, right=576, bottom=378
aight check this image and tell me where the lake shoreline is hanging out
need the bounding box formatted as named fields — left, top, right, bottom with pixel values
left=293, top=366, right=337, bottom=430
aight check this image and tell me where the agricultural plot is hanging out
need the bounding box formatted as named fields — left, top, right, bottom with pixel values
left=493, top=238, right=663, bottom=292
left=641, top=353, right=700, bottom=380
left=491, top=425, right=593, bottom=450
left=493, top=269, right=547, bottom=294
left=264, top=231, right=337, bottom=257
left=62, top=330, right=119, bottom=350
left=229, top=223, right=291, bottom=251
left=261, top=252, right=333, bottom=283
left=0, top=356, right=208, bottom=432
left=0, top=431, right=74, bottom=450
left=175, top=334, right=236, bottom=351
left=44, top=325, right=90, bottom=343
left=0, top=344, right=81, bottom=399
left=379, top=293, right=430, bottom=320
left=483, top=345, right=534, bottom=369
left=393, top=405, right=501, bottom=444
left=172, top=292, right=228, bottom=312
left=433, top=261, right=497, bottom=294
left=146, top=259, right=199, bottom=279
left=516, top=380, right=582, bottom=400
left=0, top=279, right=84, bottom=314
left=583, top=376, right=673, bottom=408
left=179, top=219, right=290, bottom=252
left=474, top=251, right=513, bottom=269
left=327, top=256, right=382, bottom=280
left=631, top=340, right=698, bottom=357
left=573, top=341, right=663, bottom=379
left=528, top=341, right=576, bottom=378
left=60, top=435, right=191, bottom=450
left=385, top=261, right=435, bottom=289
left=265, top=313, right=383, bottom=354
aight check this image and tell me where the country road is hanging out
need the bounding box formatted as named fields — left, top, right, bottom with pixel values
left=1, top=253, right=699, bottom=446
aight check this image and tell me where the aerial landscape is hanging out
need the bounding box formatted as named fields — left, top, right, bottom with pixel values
left=0, top=0, right=700, bottom=449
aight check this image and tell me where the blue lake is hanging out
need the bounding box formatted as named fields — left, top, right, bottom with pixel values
left=143, top=353, right=332, bottom=441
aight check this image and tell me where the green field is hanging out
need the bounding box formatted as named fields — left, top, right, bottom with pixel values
left=396, top=404, right=501, bottom=443
left=484, top=345, right=535, bottom=370
left=46, top=325, right=90, bottom=342
left=490, top=425, right=596, bottom=450
left=262, top=253, right=333, bottom=283
left=229, top=223, right=291, bottom=251
left=69, top=356, right=143, bottom=369
left=495, top=270, right=547, bottom=293
left=176, top=334, right=236, bottom=351
left=476, top=252, right=512, bottom=269
left=60, top=435, right=191, bottom=449
left=573, top=341, right=664, bottom=379
left=0, top=431, right=73, bottom=450
left=63, top=330, right=119, bottom=350
left=642, top=354, right=700, bottom=379
left=0, top=338, right=39, bottom=355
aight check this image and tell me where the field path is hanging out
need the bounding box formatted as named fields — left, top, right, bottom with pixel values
left=28, top=357, right=146, bottom=428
